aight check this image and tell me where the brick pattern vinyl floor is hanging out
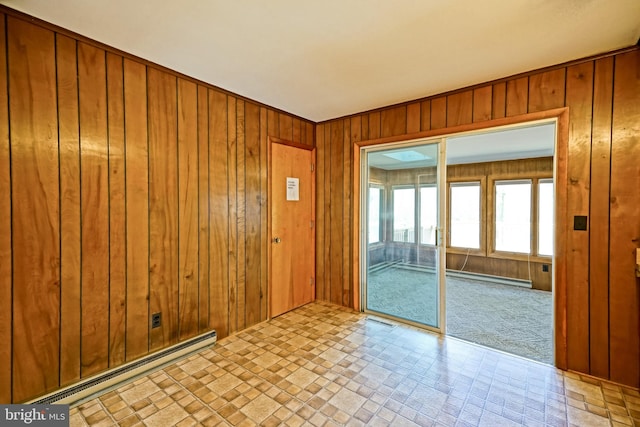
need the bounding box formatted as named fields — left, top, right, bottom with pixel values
left=69, top=301, right=640, bottom=426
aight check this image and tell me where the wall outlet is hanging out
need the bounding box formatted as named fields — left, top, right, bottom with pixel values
left=151, top=313, right=161, bottom=328
left=542, top=264, right=549, bottom=272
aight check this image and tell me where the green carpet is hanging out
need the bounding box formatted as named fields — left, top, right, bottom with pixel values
left=366, top=265, right=553, bottom=364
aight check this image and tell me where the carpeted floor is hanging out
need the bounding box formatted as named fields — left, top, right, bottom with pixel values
left=366, top=265, right=553, bottom=364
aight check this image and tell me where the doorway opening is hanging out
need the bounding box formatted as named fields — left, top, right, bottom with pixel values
left=361, top=121, right=556, bottom=364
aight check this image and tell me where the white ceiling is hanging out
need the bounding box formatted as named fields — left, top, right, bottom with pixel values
left=2, top=1, right=639, bottom=122
left=368, top=122, right=555, bottom=170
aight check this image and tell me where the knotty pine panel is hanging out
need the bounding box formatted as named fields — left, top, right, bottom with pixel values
left=106, top=52, right=126, bottom=368
left=330, top=120, right=344, bottom=305
left=447, top=91, right=473, bottom=127
left=406, top=103, right=420, bottom=134
left=381, top=105, right=406, bottom=137
left=316, top=47, right=640, bottom=388
left=236, top=99, right=246, bottom=332
left=8, top=17, right=60, bottom=402
left=177, top=78, right=199, bottom=341
left=197, top=85, right=210, bottom=332
left=0, top=13, right=11, bottom=404
left=227, top=97, right=238, bottom=334
left=56, top=34, right=81, bottom=386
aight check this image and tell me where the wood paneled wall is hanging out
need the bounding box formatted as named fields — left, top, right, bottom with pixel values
left=316, top=48, right=640, bottom=388
left=0, top=11, right=313, bottom=403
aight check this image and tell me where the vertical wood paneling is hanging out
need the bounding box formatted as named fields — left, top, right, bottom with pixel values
left=124, top=59, right=149, bottom=361
left=8, top=17, right=60, bottom=402
left=177, top=78, right=199, bottom=340
left=305, top=122, right=314, bottom=147
left=473, top=86, right=492, bottom=122
left=361, top=114, right=369, bottom=141
left=529, top=68, right=566, bottom=113
left=148, top=69, right=178, bottom=352
left=279, top=112, right=293, bottom=141
left=381, top=105, right=406, bottom=137
left=227, top=97, right=238, bottom=333
left=315, top=124, right=326, bottom=301
left=106, top=52, right=126, bottom=368
left=79, top=42, right=110, bottom=377
left=209, top=90, right=229, bottom=337
left=506, top=77, right=528, bottom=116
left=609, top=50, right=640, bottom=387
left=330, top=120, right=343, bottom=304
left=446, top=91, right=473, bottom=127
left=197, top=85, right=209, bottom=332
left=589, top=57, right=613, bottom=379
left=259, top=107, right=268, bottom=321
left=56, top=34, right=81, bottom=385
left=368, top=112, right=381, bottom=139
left=420, top=100, right=431, bottom=131
left=236, top=100, right=246, bottom=331
left=492, top=82, right=506, bottom=119
left=343, top=119, right=351, bottom=306
left=406, top=103, right=420, bottom=134
left=430, top=97, right=446, bottom=129
left=245, top=102, right=261, bottom=326
left=0, top=13, right=11, bottom=404
left=292, top=117, right=302, bottom=143
left=564, top=61, right=593, bottom=374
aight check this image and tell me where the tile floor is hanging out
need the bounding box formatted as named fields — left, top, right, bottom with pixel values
left=69, top=301, right=640, bottom=426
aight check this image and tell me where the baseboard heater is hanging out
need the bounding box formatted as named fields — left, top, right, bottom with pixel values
left=446, top=269, right=532, bottom=288
left=28, top=330, right=217, bottom=406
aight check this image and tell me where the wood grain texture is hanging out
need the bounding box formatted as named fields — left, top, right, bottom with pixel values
left=564, top=61, right=593, bottom=374
left=124, top=59, right=149, bottom=361
left=529, top=69, right=566, bottom=113
left=381, top=106, right=406, bottom=137
left=342, top=119, right=351, bottom=306
left=197, top=85, right=210, bottom=332
left=0, top=13, right=11, bottom=404
left=609, top=50, right=640, bottom=387
left=148, top=68, right=179, bottom=352
left=56, top=34, right=81, bottom=386
left=177, top=78, right=199, bottom=341
left=447, top=91, right=473, bottom=127
left=259, top=107, right=269, bottom=321
left=330, top=120, right=344, bottom=305
left=492, top=82, right=506, bottom=119
left=236, top=100, right=246, bottom=331
left=406, top=103, right=420, bottom=134
left=431, top=97, right=446, bottom=129
left=315, top=124, right=326, bottom=301
left=279, top=112, right=293, bottom=141
left=589, top=57, right=613, bottom=379
left=245, top=102, right=261, bottom=326
left=209, top=90, right=229, bottom=337
left=368, top=112, right=381, bottom=139
left=106, top=52, right=126, bottom=368
left=292, top=117, right=301, bottom=143
left=506, top=77, right=528, bottom=116
left=227, top=97, right=238, bottom=333
left=420, top=100, right=431, bottom=131
left=8, top=17, right=60, bottom=402
left=473, top=86, right=492, bottom=123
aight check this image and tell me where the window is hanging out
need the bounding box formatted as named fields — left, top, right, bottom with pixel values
left=538, top=179, right=554, bottom=256
left=495, top=180, right=532, bottom=253
left=419, top=186, right=437, bottom=245
left=450, top=182, right=480, bottom=249
left=393, top=187, right=415, bottom=242
left=368, top=186, right=382, bottom=244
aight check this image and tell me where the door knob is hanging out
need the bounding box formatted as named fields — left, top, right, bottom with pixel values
left=273, top=237, right=281, bottom=243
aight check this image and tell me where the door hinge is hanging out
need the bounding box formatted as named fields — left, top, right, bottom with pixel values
left=311, top=163, right=315, bottom=172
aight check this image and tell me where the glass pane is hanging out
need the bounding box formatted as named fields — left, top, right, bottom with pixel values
left=495, top=180, right=531, bottom=253
left=538, top=180, right=554, bottom=256
left=450, top=183, right=480, bottom=248
left=393, top=188, right=415, bottom=242
left=420, top=186, right=437, bottom=245
left=368, top=187, right=381, bottom=243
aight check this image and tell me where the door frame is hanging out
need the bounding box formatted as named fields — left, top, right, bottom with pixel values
left=352, top=108, right=569, bottom=369
left=360, top=138, right=447, bottom=334
left=267, top=136, right=316, bottom=320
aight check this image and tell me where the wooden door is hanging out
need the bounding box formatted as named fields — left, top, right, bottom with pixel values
left=269, top=140, right=315, bottom=317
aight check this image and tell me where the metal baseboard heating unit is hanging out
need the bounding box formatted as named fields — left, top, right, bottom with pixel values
left=28, top=330, right=216, bottom=406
